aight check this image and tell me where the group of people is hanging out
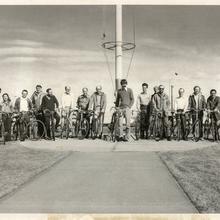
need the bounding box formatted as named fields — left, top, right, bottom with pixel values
left=114, top=79, right=220, bottom=142
left=0, top=85, right=107, bottom=141
left=0, top=79, right=219, bottom=142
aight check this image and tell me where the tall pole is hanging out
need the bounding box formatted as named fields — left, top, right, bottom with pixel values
left=115, top=4, right=122, bottom=92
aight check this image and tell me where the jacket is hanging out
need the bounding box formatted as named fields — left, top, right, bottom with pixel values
left=31, top=91, right=46, bottom=110
left=77, top=94, right=90, bottom=111
left=14, top=97, right=32, bottom=112
left=188, top=93, right=206, bottom=111
left=89, top=92, right=107, bottom=112
left=207, top=96, right=220, bottom=111
left=152, top=92, right=170, bottom=113
left=115, top=88, right=134, bottom=109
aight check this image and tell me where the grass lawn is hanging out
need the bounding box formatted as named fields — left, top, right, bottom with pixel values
left=0, top=144, right=70, bottom=200
left=159, top=144, right=220, bottom=213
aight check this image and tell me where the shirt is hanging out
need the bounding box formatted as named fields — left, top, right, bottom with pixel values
left=61, top=93, right=73, bottom=108
left=20, top=97, right=29, bottom=112
left=0, top=101, right=13, bottom=113
left=174, top=96, right=188, bottom=111
left=136, top=92, right=151, bottom=110
left=194, top=94, right=199, bottom=109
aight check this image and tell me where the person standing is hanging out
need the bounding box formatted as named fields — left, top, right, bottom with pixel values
left=152, top=85, right=171, bottom=141
left=115, top=79, right=134, bottom=141
left=188, top=86, right=206, bottom=140
left=0, top=93, right=13, bottom=141
left=61, top=86, right=74, bottom=112
left=207, top=89, right=220, bottom=126
left=77, top=87, right=90, bottom=111
left=136, top=83, right=151, bottom=139
left=174, top=88, right=188, bottom=140
left=14, top=90, right=32, bottom=141
left=41, top=88, right=60, bottom=139
left=31, top=85, right=46, bottom=136
left=89, top=85, right=107, bottom=139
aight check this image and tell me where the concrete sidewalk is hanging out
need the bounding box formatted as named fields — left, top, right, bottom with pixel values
left=0, top=152, right=197, bottom=213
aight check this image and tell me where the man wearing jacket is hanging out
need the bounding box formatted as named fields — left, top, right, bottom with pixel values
left=41, top=88, right=60, bottom=139
left=31, top=85, right=46, bottom=136
left=14, top=90, right=33, bottom=141
left=188, top=86, right=206, bottom=140
left=207, top=89, right=220, bottom=126
left=115, top=79, right=134, bottom=141
left=152, top=85, right=171, bottom=141
left=89, top=85, right=107, bottom=139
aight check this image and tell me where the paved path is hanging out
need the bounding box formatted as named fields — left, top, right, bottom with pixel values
left=17, top=138, right=217, bottom=152
left=0, top=151, right=197, bottom=213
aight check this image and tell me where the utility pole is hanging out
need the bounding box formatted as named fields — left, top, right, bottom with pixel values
left=115, top=4, right=122, bottom=92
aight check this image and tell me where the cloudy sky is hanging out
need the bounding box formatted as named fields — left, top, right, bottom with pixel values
left=0, top=5, right=220, bottom=117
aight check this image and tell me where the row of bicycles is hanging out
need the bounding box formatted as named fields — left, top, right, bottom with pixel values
left=132, top=108, right=220, bottom=142
left=0, top=107, right=219, bottom=144
left=0, top=108, right=104, bottom=144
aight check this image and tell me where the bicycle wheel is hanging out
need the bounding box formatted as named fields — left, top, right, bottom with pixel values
left=19, top=121, right=27, bottom=141
left=65, top=118, right=70, bottom=139
left=26, top=120, right=46, bottom=141
left=0, top=122, right=5, bottom=145
left=203, top=119, right=210, bottom=140
left=194, top=121, right=200, bottom=142
left=91, top=118, right=98, bottom=139
left=11, top=122, right=19, bottom=141
left=134, top=117, right=140, bottom=141
left=157, top=117, right=164, bottom=139
left=185, top=119, right=191, bottom=139
left=177, top=121, right=182, bottom=141
left=79, top=118, right=89, bottom=139
left=50, top=116, right=55, bottom=141
left=210, top=121, right=217, bottom=141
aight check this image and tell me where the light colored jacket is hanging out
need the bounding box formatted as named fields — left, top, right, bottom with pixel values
left=89, top=92, right=107, bottom=112
left=152, top=92, right=170, bottom=113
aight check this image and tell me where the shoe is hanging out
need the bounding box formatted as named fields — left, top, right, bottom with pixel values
left=123, top=138, right=129, bottom=142
left=155, top=137, right=160, bottom=142
left=167, top=136, right=171, bottom=141
left=119, top=137, right=124, bottom=142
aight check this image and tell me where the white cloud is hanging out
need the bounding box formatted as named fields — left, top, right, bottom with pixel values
left=2, top=39, right=44, bottom=48
left=0, top=46, right=105, bottom=64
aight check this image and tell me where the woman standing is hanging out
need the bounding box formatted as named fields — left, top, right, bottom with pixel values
left=0, top=93, right=13, bottom=141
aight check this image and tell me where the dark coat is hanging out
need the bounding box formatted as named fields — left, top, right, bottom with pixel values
left=188, top=93, right=206, bottom=111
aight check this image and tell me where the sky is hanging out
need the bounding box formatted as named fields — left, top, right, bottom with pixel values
left=0, top=5, right=220, bottom=120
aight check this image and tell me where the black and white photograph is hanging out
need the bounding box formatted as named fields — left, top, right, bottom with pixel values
left=0, top=1, right=219, bottom=219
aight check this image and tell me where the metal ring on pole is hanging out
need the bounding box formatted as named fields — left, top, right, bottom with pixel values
left=102, top=41, right=136, bottom=51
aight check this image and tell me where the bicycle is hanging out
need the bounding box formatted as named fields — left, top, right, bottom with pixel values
left=44, top=109, right=56, bottom=141
left=26, top=110, right=46, bottom=141
left=60, top=108, right=72, bottom=139
left=149, top=110, right=164, bottom=141
left=75, top=108, right=90, bottom=140
left=0, top=111, right=9, bottom=145
left=172, top=111, right=186, bottom=141
left=11, top=111, right=28, bottom=141
left=90, top=110, right=104, bottom=140
left=185, top=108, right=204, bottom=142
left=108, top=107, right=122, bottom=142
left=204, top=110, right=219, bottom=141
left=132, top=110, right=141, bottom=141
